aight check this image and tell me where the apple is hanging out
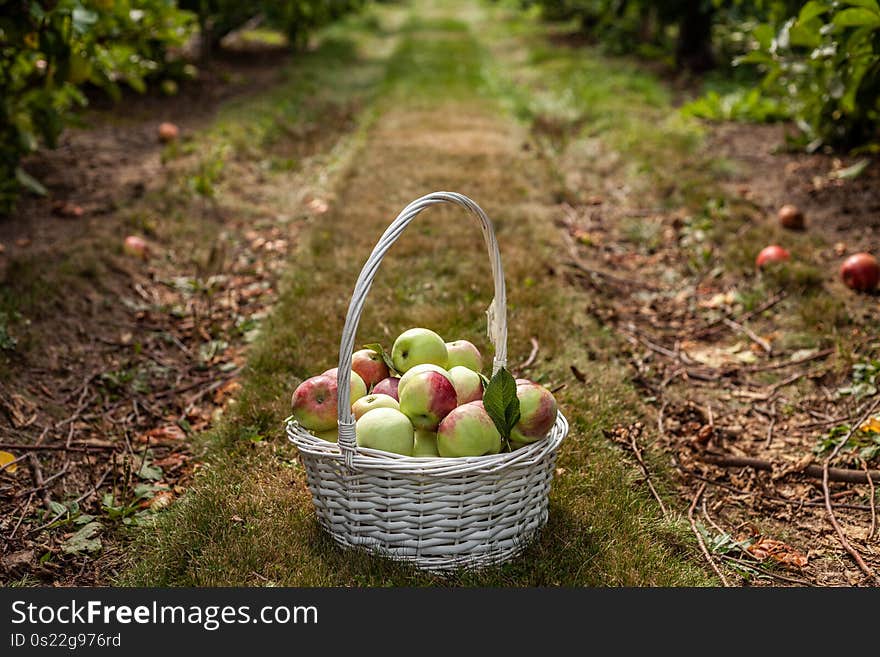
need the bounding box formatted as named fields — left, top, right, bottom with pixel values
left=391, top=328, right=448, bottom=373
left=352, top=393, right=399, bottom=420
left=756, top=245, right=790, bottom=269
left=397, top=363, right=453, bottom=398
left=445, top=339, right=483, bottom=372
left=321, top=368, right=367, bottom=403
left=355, top=407, right=414, bottom=456
left=351, top=348, right=389, bottom=388
left=840, top=252, right=879, bottom=292
left=413, top=430, right=440, bottom=457
left=510, top=382, right=558, bottom=444
left=448, top=365, right=483, bottom=404
left=123, top=235, right=149, bottom=260
left=778, top=204, right=804, bottom=230
left=291, top=374, right=339, bottom=431
left=515, top=378, right=532, bottom=386
left=315, top=428, right=338, bottom=443
left=158, top=122, right=179, bottom=143
left=509, top=438, right=528, bottom=451
left=437, top=402, right=502, bottom=457
left=398, top=370, right=457, bottom=431
left=372, top=376, right=400, bottom=401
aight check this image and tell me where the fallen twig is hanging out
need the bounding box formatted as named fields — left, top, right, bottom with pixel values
left=822, top=396, right=880, bottom=585
left=864, top=461, right=876, bottom=541
left=518, top=337, right=540, bottom=371
left=693, top=291, right=786, bottom=338
left=700, top=451, right=880, bottom=485
left=29, top=464, right=113, bottom=535
left=744, top=348, right=834, bottom=373
left=688, top=483, right=730, bottom=586
left=0, top=442, right=116, bottom=453
left=722, top=317, right=771, bottom=354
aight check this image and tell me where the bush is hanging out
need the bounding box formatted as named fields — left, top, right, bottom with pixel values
left=735, top=0, right=880, bottom=148
left=0, top=0, right=195, bottom=213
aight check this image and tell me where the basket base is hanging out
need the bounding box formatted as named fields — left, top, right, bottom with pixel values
left=320, top=513, right=547, bottom=574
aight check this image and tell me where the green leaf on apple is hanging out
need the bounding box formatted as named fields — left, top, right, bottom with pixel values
left=363, top=343, right=397, bottom=375
left=478, top=373, right=490, bottom=388
left=482, top=367, right=520, bottom=442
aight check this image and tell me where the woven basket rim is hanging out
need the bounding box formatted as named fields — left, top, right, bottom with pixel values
left=287, top=411, right=568, bottom=475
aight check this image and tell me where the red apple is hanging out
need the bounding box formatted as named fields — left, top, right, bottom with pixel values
left=351, top=348, right=389, bottom=388
left=321, top=367, right=367, bottom=402
left=398, top=370, right=457, bottom=431
left=123, top=235, right=149, bottom=260
left=778, top=205, right=804, bottom=230
left=372, top=376, right=400, bottom=401
left=437, top=401, right=501, bottom=457
left=510, top=382, right=558, bottom=444
left=756, top=245, right=790, bottom=269
left=291, top=374, right=339, bottom=432
left=840, top=252, right=879, bottom=292
left=158, top=122, right=179, bottom=143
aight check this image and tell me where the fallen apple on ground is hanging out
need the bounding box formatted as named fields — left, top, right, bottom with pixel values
left=123, top=235, right=149, bottom=260
left=778, top=204, right=804, bottom=230
left=355, top=407, right=414, bottom=456
left=755, top=245, right=790, bottom=269
left=158, top=121, right=179, bottom=143
left=840, top=252, right=879, bottom=292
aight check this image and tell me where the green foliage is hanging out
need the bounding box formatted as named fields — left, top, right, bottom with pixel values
left=682, top=86, right=788, bottom=122
left=482, top=367, right=521, bottom=441
left=0, top=0, right=196, bottom=213
left=734, top=0, right=880, bottom=148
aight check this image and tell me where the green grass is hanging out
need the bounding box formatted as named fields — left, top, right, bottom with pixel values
left=119, top=1, right=714, bottom=587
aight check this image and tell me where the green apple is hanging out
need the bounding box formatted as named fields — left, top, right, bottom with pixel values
left=315, top=428, right=338, bottom=443
left=510, top=382, right=558, bottom=444
left=397, top=363, right=452, bottom=398
left=355, top=407, right=414, bottom=456
left=291, top=374, right=339, bottom=431
left=322, top=367, right=367, bottom=404
left=437, top=401, right=502, bottom=457
left=447, top=365, right=483, bottom=404
left=391, top=328, right=448, bottom=373
left=445, top=339, right=483, bottom=372
left=352, top=393, right=399, bottom=420
left=413, top=430, right=440, bottom=457
left=398, top=370, right=458, bottom=431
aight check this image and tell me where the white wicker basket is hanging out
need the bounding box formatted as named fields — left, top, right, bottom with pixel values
left=287, top=191, right=569, bottom=572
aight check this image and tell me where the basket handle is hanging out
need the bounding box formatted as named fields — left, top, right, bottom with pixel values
left=335, top=191, right=508, bottom=465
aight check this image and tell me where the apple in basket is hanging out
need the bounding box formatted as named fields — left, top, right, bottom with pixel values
left=321, top=368, right=367, bottom=402
left=397, top=363, right=453, bottom=398
left=413, top=429, right=440, bottom=457
left=352, top=393, right=399, bottom=420
left=355, top=407, right=414, bottom=456
left=351, top=348, right=389, bottom=388
left=510, top=381, right=558, bottom=444
left=437, top=400, right=502, bottom=457
left=445, top=339, right=483, bottom=372
left=391, top=328, right=448, bottom=373
left=372, top=376, right=401, bottom=401
left=398, top=369, right=458, bottom=431
left=448, top=365, right=483, bottom=404
left=291, top=374, right=340, bottom=432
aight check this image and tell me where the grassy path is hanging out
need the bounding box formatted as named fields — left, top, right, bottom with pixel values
left=122, top=1, right=712, bottom=586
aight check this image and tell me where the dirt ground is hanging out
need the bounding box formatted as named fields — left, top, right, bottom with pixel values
left=0, top=51, right=298, bottom=585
